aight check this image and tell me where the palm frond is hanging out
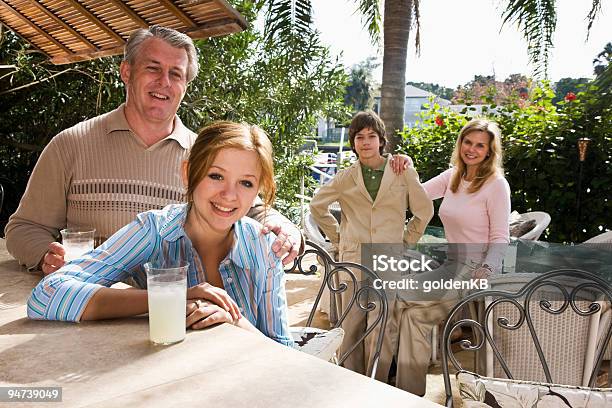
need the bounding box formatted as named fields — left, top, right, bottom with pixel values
left=412, top=0, right=421, bottom=56
left=264, top=0, right=314, bottom=44
left=353, top=0, right=382, bottom=46
left=501, top=0, right=556, bottom=78
left=586, top=0, right=602, bottom=41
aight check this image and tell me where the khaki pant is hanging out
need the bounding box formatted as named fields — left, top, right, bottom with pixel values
left=367, top=299, right=453, bottom=396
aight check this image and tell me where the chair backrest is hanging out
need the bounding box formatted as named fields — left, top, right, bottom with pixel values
left=441, top=269, right=612, bottom=407
left=518, top=211, right=551, bottom=240
left=583, top=231, right=612, bottom=244
left=303, top=212, right=327, bottom=248
left=291, top=240, right=389, bottom=378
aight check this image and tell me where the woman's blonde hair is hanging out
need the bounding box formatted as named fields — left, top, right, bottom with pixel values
left=186, top=121, right=276, bottom=206
left=449, top=118, right=504, bottom=193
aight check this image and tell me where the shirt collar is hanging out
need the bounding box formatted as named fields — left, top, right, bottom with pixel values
left=105, top=103, right=195, bottom=149
left=159, top=204, right=189, bottom=242
left=159, top=206, right=250, bottom=269
left=360, top=155, right=388, bottom=172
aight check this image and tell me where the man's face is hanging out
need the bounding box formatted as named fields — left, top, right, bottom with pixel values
left=120, top=37, right=189, bottom=126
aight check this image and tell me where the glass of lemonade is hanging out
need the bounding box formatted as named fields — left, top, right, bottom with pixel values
left=60, top=228, right=95, bottom=261
left=144, top=261, right=189, bottom=345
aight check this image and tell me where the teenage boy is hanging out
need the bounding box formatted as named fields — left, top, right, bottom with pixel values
left=310, top=110, right=433, bottom=379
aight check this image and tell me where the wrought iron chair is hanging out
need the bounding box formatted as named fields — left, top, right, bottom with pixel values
left=441, top=269, right=612, bottom=407
left=287, top=240, right=389, bottom=378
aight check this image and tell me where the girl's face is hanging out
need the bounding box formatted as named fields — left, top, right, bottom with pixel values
left=190, top=148, right=261, bottom=234
left=460, top=130, right=491, bottom=169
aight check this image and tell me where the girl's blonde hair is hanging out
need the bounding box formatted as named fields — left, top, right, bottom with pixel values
left=186, top=121, right=276, bottom=206
left=449, top=118, right=504, bottom=193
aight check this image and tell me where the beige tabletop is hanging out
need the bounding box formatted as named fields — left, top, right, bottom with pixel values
left=0, top=239, right=442, bottom=407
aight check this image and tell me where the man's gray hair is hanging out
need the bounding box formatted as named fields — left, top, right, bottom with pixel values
left=124, top=25, right=199, bottom=82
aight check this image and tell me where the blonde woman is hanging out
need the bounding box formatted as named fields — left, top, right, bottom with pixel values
left=27, top=122, right=294, bottom=346
left=423, top=118, right=511, bottom=275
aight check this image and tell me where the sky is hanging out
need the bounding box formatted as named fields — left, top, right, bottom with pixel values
left=310, top=0, right=611, bottom=89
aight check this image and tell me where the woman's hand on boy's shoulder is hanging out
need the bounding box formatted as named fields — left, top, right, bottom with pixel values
left=390, top=154, right=414, bottom=175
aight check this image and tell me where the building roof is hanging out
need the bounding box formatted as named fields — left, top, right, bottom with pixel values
left=373, top=84, right=451, bottom=104
left=404, top=84, right=432, bottom=98
left=0, top=0, right=247, bottom=65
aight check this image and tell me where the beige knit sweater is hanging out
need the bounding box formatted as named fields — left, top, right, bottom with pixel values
left=5, top=105, right=297, bottom=269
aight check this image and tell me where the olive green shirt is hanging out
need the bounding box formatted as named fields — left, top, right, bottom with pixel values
left=360, top=156, right=388, bottom=201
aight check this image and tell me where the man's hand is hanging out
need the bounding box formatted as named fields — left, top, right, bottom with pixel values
left=262, top=223, right=300, bottom=266
left=41, top=242, right=66, bottom=276
left=187, top=283, right=241, bottom=321
left=390, top=154, right=414, bottom=175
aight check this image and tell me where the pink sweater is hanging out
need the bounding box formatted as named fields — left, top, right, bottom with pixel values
left=423, top=168, right=511, bottom=267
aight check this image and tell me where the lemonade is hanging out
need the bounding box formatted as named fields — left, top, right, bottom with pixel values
left=147, top=279, right=187, bottom=345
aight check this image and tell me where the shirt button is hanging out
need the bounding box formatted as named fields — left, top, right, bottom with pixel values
left=226, top=277, right=233, bottom=283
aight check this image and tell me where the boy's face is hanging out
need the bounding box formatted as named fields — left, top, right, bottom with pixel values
left=353, top=127, right=382, bottom=161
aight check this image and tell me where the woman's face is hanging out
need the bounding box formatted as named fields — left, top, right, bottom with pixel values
left=190, top=148, right=261, bottom=234
left=460, top=130, right=491, bottom=169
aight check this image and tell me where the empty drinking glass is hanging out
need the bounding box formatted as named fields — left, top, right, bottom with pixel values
left=60, top=228, right=95, bottom=262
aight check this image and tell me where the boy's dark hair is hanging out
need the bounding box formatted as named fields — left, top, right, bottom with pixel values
left=348, top=110, right=387, bottom=155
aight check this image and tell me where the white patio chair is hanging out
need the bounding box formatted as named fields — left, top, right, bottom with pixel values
left=517, top=211, right=551, bottom=241
left=583, top=231, right=612, bottom=244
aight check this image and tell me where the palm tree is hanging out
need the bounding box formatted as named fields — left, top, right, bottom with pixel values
left=264, top=0, right=603, bottom=151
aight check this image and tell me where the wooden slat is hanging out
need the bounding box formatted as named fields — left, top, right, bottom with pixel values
left=0, top=0, right=72, bottom=53
left=26, top=0, right=97, bottom=50
left=105, top=0, right=148, bottom=28
left=50, top=44, right=125, bottom=64
left=0, top=0, right=248, bottom=64
left=157, top=0, right=196, bottom=27
left=210, top=0, right=247, bottom=29
left=64, top=0, right=124, bottom=44
left=185, top=18, right=244, bottom=38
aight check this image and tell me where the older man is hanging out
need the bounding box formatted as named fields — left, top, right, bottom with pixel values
left=5, top=25, right=301, bottom=275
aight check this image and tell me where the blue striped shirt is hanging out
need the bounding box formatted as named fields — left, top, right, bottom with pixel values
left=27, top=204, right=294, bottom=346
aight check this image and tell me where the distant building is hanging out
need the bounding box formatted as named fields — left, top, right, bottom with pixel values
left=316, top=84, right=453, bottom=141
left=373, top=85, right=451, bottom=128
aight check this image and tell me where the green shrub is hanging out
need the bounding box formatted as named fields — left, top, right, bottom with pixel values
left=397, top=83, right=611, bottom=243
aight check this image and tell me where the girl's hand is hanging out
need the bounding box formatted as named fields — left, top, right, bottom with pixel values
left=187, top=283, right=241, bottom=321
left=186, top=300, right=236, bottom=330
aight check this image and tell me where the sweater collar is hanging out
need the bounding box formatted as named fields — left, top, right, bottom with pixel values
left=105, top=103, right=195, bottom=149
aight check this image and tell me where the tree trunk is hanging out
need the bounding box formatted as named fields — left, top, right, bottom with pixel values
left=380, top=0, right=412, bottom=152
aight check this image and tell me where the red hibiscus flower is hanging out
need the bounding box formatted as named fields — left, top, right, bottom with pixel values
left=564, top=92, right=577, bottom=102
left=435, top=116, right=444, bottom=127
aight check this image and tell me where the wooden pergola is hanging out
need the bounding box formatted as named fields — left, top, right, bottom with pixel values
left=0, top=0, right=247, bottom=65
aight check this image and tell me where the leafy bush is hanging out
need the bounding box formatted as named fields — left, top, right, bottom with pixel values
left=397, top=83, right=611, bottom=243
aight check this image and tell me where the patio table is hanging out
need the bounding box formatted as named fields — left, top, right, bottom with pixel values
left=0, top=239, right=442, bottom=407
